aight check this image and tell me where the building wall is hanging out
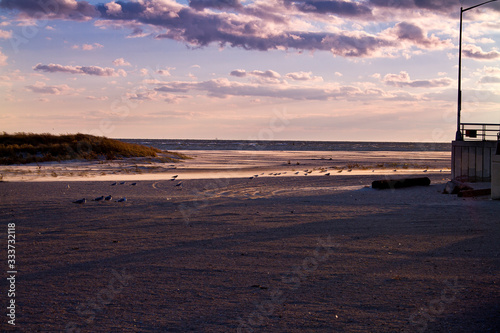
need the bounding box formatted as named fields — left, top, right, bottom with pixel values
left=452, top=141, right=498, bottom=182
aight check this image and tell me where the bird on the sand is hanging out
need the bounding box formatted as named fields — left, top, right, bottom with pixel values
left=73, top=198, right=86, bottom=204
left=172, top=175, right=178, bottom=179
left=93, top=196, right=104, bottom=201
left=131, top=182, right=137, bottom=186
left=175, top=182, right=183, bottom=187
left=117, top=197, right=127, bottom=202
left=120, top=181, right=126, bottom=185
left=325, top=173, right=330, bottom=176
left=105, top=195, right=112, bottom=201
left=111, top=182, right=117, bottom=186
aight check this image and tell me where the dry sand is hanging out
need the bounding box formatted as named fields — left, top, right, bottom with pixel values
left=1, top=150, right=499, bottom=332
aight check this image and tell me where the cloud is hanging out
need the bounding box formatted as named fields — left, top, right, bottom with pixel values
left=463, top=45, right=500, bottom=60
left=105, top=1, right=122, bottom=15
left=288, top=0, right=373, bottom=18
left=86, top=95, right=109, bottom=100
left=0, top=49, right=7, bottom=66
left=0, top=0, right=98, bottom=21
left=112, top=58, right=131, bottom=66
left=33, top=63, right=127, bottom=76
left=126, top=90, right=159, bottom=101
left=383, top=71, right=452, bottom=88
left=72, top=43, right=103, bottom=51
left=189, top=0, right=242, bottom=11
left=230, top=69, right=247, bottom=77
left=285, top=71, right=323, bottom=82
left=249, top=70, right=281, bottom=79
left=153, top=77, right=365, bottom=101
left=0, top=29, right=12, bottom=39
left=389, top=22, right=450, bottom=49
left=2, top=0, right=396, bottom=57
left=0, top=0, right=473, bottom=57
left=368, top=0, right=460, bottom=13
left=25, top=81, right=73, bottom=95
left=478, top=76, right=500, bottom=84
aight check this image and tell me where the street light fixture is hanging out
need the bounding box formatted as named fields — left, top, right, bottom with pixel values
left=456, top=0, right=499, bottom=141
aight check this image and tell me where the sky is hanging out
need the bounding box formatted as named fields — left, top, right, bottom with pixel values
left=0, top=0, right=499, bottom=142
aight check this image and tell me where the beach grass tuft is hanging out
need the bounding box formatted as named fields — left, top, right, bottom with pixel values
left=0, top=132, right=187, bottom=165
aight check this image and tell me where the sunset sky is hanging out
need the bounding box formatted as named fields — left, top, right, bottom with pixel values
left=0, top=0, right=499, bottom=141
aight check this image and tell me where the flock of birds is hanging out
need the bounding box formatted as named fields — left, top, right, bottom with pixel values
left=72, top=176, right=182, bottom=204
left=73, top=167, right=436, bottom=204
left=72, top=181, right=136, bottom=204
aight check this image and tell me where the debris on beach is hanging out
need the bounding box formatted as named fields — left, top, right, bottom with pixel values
left=443, top=180, right=472, bottom=194
left=443, top=180, right=491, bottom=197
left=372, top=177, right=431, bottom=190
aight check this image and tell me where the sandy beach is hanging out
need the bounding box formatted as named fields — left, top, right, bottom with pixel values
left=1, top=150, right=499, bottom=332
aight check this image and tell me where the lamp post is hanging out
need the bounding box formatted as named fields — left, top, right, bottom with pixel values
left=456, top=0, right=498, bottom=141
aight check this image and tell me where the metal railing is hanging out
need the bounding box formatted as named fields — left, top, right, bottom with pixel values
left=460, top=123, right=500, bottom=141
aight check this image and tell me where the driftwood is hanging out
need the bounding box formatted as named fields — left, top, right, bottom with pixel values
left=372, top=177, right=431, bottom=190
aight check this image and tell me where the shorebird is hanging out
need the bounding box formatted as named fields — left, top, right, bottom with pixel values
left=119, top=181, right=126, bottom=185
left=73, top=198, right=86, bottom=204
left=175, top=182, right=183, bottom=187
left=117, top=197, right=127, bottom=202
left=111, top=182, right=117, bottom=186
left=105, top=195, right=112, bottom=201
left=325, top=173, right=330, bottom=176
left=172, top=175, right=178, bottom=179
left=93, top=196, right=104, bottom=201
left=131, top=182, right=137, bottom=186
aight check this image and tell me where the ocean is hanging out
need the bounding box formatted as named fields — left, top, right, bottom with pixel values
left=122, top=139, right=450, bottom=152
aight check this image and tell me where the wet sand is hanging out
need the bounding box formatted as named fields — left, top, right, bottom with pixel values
left=1, top=151, right=499, bottom=332
left=0, top=150, right=450, bottom=182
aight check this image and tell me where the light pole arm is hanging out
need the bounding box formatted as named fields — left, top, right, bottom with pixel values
left=462, top=0, right=498, bottom=13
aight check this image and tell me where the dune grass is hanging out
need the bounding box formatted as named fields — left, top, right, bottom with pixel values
left=0, top=132, right=187, bottom=165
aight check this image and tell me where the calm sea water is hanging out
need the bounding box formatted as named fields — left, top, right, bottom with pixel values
left=121, top=139, right=450, bottom=152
